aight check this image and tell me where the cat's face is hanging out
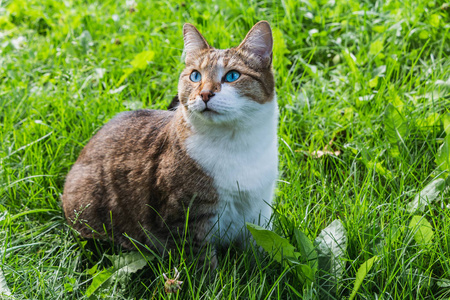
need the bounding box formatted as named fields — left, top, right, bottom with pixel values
left=178, top=21, right=275, bottom=126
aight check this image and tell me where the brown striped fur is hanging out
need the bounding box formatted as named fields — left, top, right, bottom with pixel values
left=62, top=110, right=219, bottom=265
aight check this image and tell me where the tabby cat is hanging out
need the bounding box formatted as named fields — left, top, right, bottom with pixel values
left=62, top=21, right=278, bottom=268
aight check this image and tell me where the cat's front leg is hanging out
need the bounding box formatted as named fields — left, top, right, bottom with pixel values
left=195, top=246, right=217, bottom=271
left=188, top=219, right=218, bottom=272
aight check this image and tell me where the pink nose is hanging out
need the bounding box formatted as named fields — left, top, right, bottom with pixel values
left=200, top=90, right=215, bottom=103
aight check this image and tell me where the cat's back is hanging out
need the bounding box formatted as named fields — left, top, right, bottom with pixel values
left=76, top=109, right=174, bottom=162
left=103, top=109, right=173, bottom=135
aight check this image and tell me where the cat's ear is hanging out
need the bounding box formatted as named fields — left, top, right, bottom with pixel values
left=238, top=21, right=273, bottom=67
left=183, top=23, right=210, bottom=63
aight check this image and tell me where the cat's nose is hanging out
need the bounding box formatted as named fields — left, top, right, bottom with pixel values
left=200, top=90, right=215, bottom=103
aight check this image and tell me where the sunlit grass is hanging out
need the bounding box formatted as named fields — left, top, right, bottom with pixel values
left=0, top=0, right=449, bottom=298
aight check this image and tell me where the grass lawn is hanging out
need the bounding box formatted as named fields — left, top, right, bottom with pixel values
left=1, top=0, right=450, bottom=298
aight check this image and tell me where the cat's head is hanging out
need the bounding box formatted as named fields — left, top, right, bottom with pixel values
left=178, top=21, right=275, bottom=127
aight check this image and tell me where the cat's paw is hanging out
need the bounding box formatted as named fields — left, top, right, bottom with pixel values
left=195, top=248, right=218, bottom=273
left=208, top=253, right=218, bottom=271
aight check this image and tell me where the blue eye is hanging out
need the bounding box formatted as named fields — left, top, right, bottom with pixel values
left=225, top=70, right=240, bottom=82
left=190, top=71, right=202, bottom=82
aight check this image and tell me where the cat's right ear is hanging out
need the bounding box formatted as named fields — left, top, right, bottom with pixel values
left=183, top=24, right=210, bottom=63
left=237, top=21, right=273, bottom=68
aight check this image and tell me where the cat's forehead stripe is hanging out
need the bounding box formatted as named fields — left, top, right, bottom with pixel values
left=216, top=56, right=224, bottom=68
left=200, top=56, right=209, bottom=69
left=189, top=48, right=265, bottom=75
left=187, top=49, right=271, bottom=95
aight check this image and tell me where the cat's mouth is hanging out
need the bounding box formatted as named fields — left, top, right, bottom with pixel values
left=202, top=107, right=218, bottom=114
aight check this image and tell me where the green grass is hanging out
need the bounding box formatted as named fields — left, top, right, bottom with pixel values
left=1, top=0, right=449, bottom=298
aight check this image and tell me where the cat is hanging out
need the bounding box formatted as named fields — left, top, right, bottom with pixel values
left=62, top=21, right=278, bottom=269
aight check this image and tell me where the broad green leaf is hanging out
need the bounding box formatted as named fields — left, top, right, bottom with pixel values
left=0, top=268, right=11, bottom=296
left=436, top=135, right=450, bottom=174
left=409, top=216, right=434, bottom=246
left=416, top=113, right=440, bottom=128
left=302, top=63, right=318, bottom=78
left=86, top=252, right=152, bottom=297
left=246, top=223, right=298, bottom=263
left=373, top=25, right=385, bottom=33
left=130, top=50, right=155, bottom=70
left=117, top=68, right=134, bottom=86
left=369, top=40, right=384, bottom=56
left=384, top=103, right=407, bottom=144
left=342, top=49, right=359, bottom=78
left=392, top=95, right=404, bottom=111
left=87, top=264, right=98, bottom=276
left=79, top=30, right=93, bottom=52
left=109, top=85, right=127, bottom=94
left=442, top=113, right=450, bottom=135
left=314, top=219, right=348, bottom=298
left=64, top=278, right=76, bottom=293
left=389, top=146, right=400, bottom=158
left=407, top=178, right=445, bottom=212
left=429, top=14, right=440, bottom=28
left=7, top=0, right=26, bottom=15
left=374, top=225, right=403, bottom=254
left=373, top=65, right=386, bottom=77
left=63, top=283, right=73, bottom=293
left=389, top=225, right=403, bottom=243
left=314, top=219, right=347, bottom=281
left=105, top=252, right=151, bottom=281
left=0, top=16, right=15, bottom=30
left=283, top=256, right=314, bottom=285
left=349, top=256, right=379, bottom=300
left=296, top=264, right=314, bottom=285
left=293, top=228, right=318, bottom=271
left=342, top=107, right=354, bottom=122
left=437, top=278, right=450, bottom=288
left=85, top=267, right=114, bottom=297
left=367, top=160, right=393, bottom=179
left=369, top=77, right=378, bottom=88
left=117, top=50, right=155, bottom=85
left=419, top=30, right=429, bottom=39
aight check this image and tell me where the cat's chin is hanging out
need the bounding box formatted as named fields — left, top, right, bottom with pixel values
left=188, top=109, right=238, bottom=126
left=200, top=111, right=221, bottom=122
left=195, top=110, right=223, bottom=122
left=201, top=107, right=219, bottom=115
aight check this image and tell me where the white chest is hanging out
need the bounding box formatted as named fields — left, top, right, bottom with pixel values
left=185, top=101, right=278, bottom=243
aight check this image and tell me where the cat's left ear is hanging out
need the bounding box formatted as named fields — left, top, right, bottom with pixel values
left=238, top=21, right=273, bottom=68
left=183, top=23, right=210, bottom=63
